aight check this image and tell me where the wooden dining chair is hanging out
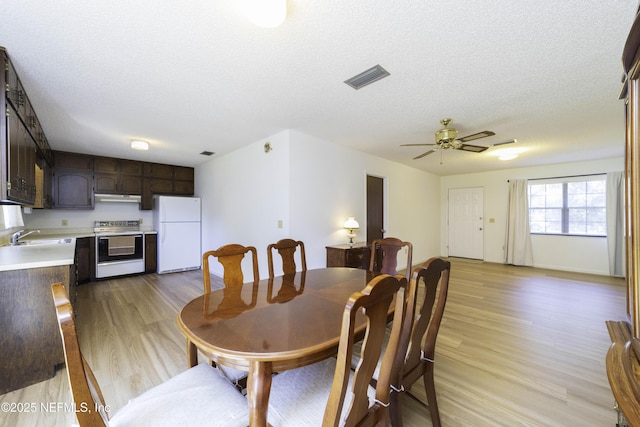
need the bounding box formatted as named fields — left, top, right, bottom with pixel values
left=50, top=283, right=249, bottom=427
left=389, top=257, right=451, bottom=427
left=369, top=237, right=413, bottom=280
left=202, top=243, right=259, bottom=293
left=267, top=273, right=410, bottom=426
left=202, top=243, right=259, bottom=391
left=267, top=238, right=307, bottom=278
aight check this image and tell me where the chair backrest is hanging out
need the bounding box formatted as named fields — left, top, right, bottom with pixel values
left=267, top=238, right=307, bottom=278
left=202, top=244, right=259, bottom=293
left=323, top=274, right=409, bottom=427
left=399, top=257, right=451, bottom=387
left=369, top=238, right=413, bottom=280
left=51, top=283, right=109, bottom=427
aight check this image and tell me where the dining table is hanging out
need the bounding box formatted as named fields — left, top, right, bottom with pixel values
left=177, top=267, right=380, bottom=427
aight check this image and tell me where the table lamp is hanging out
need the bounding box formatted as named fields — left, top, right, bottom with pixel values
left=343, top=217, right=359, bottom=246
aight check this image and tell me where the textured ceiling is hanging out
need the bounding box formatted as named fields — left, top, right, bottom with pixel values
left=0, top=1, right=636, bottom=176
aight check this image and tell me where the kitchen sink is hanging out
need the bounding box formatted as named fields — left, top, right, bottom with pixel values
left=8, top=238, right=73, bottom=247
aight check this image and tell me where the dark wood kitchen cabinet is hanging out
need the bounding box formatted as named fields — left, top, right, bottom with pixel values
left=0, top=264, right=72, bottom=394
left=51, top=151, right=94, bottom=209
left=145, top=233, right=157, bottom=273
left=6, top=104, right=37, bottom=204
left=140, top=162, right=195, bottom=209
left=326, top=243, right=371, bottom=269
left=1, top=47, right=52, bottom=205
left=52, top=168, right=94, bottom=209
left=94, top=156, right=142, bottom=195
left=75, top=236, right=95, bottom=283
left=53, top=151, right=93, bottom=171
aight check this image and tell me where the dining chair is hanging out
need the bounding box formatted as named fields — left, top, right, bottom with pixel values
left=50, top=283, right=249, bottom=427
left=369, top=237, right=413, bottom=280
left=202, top=243, right=259, bottom=293
left=267, top=238, right=307, bottom=278
left=267, top=273, right=410, bottom=426
left=201, top=243, right=259, bottom=391
left=390, top=257, right=451, bottom=427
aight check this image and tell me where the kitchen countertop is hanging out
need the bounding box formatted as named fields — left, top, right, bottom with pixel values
left=0, top=228, right=157, bottom=272
left=0, top=238, right=76, bottom=272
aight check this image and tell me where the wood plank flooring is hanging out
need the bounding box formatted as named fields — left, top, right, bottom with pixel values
left=0, top=258, right=627, bottom=426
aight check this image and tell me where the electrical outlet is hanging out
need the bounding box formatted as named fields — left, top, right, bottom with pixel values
left=277, top=220, right=283, bottom=229
left=61, top=219, right=68, bottom=226
left=139, top=218, right=143, bottom=225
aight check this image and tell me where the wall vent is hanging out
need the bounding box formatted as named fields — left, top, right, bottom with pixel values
left=344, top=64, right=390, bottom=90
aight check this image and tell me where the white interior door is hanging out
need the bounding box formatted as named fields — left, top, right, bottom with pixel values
left=448, top=187, right=484, bottom=259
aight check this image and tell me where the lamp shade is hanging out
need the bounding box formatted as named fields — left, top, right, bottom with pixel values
left=343, top=217, right=359, bottom=230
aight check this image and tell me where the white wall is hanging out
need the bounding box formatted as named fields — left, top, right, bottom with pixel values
left=440, top=157, right=624, bottom=275
left=22, top=202, right=154, bottom=231
left=196, top=129, right=441, bottom=280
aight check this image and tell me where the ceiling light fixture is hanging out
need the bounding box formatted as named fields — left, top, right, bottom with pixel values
left=245, top=0, right=286, bottom=28
left=492, top=147, right=524, bottom=161
left=130, top=140, right=149, bottom=151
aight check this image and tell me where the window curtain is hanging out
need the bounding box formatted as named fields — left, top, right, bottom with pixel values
left=606, top=172, right=625, bottom=277
left=505, top=179, right=533, bottom=266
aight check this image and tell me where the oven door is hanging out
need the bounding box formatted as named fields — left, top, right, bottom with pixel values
left=96, top=233, right=145, bottom=278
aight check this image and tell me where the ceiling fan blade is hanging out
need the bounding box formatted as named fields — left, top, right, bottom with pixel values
left=459, top=130, right=495, bottom=142
left=493, top=138, right=517, bottom=146
left=413, top=150, right=435, bottom=159
left=459, top=144, right=489, bottom=153
left=400, top=143, right=436, bottom=147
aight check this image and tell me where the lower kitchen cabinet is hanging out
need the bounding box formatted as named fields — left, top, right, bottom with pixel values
left=145, top=233, right=157, bottom=273
left=0, top=264, right=72, bottom=394
left=75, top=236, right=95, bottom=283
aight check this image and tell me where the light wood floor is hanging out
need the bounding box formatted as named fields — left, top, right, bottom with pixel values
left=0, top=258, right=627, bottom=426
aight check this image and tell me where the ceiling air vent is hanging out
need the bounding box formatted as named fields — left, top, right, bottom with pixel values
left=344, top=64, right=390, bottom=90
left=200, top=151, right=215, bottom=156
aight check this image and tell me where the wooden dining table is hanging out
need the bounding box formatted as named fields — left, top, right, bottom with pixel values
left=177, top=267, right=379, bottom=427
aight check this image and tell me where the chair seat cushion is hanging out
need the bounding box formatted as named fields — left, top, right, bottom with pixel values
left=217, top=364, right=249, bottom=388
left=110, top=364, right=248, bottom=427
left=268, top=358, right=375, bottom=426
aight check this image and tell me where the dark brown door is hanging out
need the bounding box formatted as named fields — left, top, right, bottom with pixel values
left=367, top=175, right=384, bottom=243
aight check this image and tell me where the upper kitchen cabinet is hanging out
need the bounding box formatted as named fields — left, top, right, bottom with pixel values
left=140, top=162, right=194, bottom=209
left=52, top=151, right=94, bottom=209
left=94, top=156, right=142, bottom=195
left=1, top=48, right=52, bottom=205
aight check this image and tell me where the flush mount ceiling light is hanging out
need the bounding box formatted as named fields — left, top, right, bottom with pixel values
left=245, top=0, right=286, bottom=28
left=491, top=147, right=525, bottom=161
left=130, top=140, right=149, bottom=151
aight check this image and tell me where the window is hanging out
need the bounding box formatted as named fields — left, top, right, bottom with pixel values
left=528, top=175, right=606, bottom=236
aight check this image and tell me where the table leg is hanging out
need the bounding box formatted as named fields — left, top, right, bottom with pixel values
left=247, top=360, right=273, bottom=427
left=185, top=339, right=197, bottom=368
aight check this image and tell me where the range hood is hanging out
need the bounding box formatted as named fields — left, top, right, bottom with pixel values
left=94, top=194, right=141, bottom=204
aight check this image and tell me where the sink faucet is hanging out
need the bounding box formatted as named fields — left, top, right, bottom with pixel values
left=11, top=229, right=40, bottom=245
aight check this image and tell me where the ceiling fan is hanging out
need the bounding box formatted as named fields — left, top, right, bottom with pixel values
left=401, top=118, right=514, bottom=160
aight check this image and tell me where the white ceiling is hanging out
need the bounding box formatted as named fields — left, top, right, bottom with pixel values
left=0, top=1, right=636, bottom=176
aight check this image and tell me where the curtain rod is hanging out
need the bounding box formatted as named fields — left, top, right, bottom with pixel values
left=508, top=172, right=607, bottom=182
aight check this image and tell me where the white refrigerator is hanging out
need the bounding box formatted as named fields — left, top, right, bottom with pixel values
left=153, top=195, right=201, bottom=274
